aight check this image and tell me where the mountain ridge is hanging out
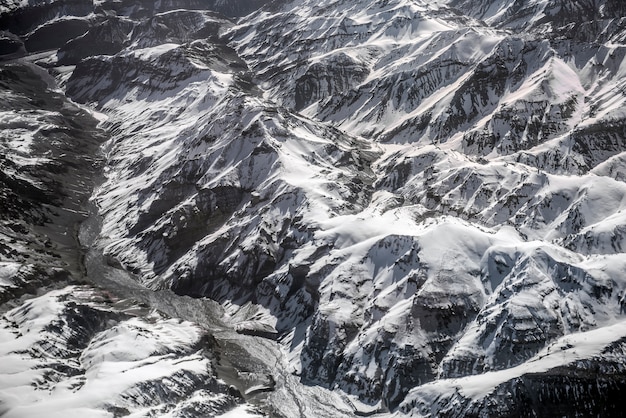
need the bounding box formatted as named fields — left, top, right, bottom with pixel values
left=1, top=0, right=625, bottom=416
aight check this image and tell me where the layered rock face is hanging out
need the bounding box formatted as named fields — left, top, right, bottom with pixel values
left=1, top=0, right=626, bottom=416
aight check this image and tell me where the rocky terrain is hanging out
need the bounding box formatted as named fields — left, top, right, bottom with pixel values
left=1, top=0, right=625, bottom=416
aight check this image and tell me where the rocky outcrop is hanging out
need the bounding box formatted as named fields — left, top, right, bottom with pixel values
left=24, top=16, right=90, bottom=52
left=398, top=331, right=626, bottom=418
left=0, top=0, right=93, bottom=35
left=0, top=30, right=23, bottom=56
left=294, top=53, right=369, bottom=111
left=57, top=17, right=135, bottom=65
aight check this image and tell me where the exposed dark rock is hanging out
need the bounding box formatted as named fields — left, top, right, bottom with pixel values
left=0, top=30, right=23, bottom=56
left=24, top=17, right=90, bottom=52
left=57, top=17, right=134, bottom=65
left=0, top=0, right=93, bottom=35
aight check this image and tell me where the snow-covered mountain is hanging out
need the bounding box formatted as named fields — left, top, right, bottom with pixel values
left=1, top=0, right=626, bottom=416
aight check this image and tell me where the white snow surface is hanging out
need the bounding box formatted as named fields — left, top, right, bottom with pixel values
left=2, top=0, right=625, bottom=416
left=0, top=286, right=243, bottom=417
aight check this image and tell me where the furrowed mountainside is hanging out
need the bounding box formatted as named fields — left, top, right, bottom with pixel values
left=1, top=0, right=625, bottom=416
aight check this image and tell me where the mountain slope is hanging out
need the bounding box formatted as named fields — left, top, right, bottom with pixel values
left=1, top=0, right=626, bottom=416
left=223, top=0, right=626, bottom=412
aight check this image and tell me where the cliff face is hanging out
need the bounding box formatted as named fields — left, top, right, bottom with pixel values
left=1, top=0, right=626, bottom=416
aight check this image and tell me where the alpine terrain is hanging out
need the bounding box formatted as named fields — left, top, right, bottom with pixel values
left=1, top=0, right=626, bottom=416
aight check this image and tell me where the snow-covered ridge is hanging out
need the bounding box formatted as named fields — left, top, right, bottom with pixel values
left=0, top=286, right=245, bottom=418
left=397, top=319, right=626, bottom=417
left=1, top=0, right=626, bottom=416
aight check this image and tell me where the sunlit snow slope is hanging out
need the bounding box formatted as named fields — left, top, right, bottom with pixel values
left=1, top=0, right=626, bottom=416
